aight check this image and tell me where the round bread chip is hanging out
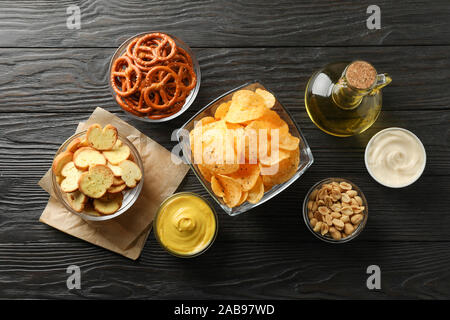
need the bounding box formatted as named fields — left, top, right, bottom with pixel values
left=66, top=191, right=88, bottom=212
left=102, top=140, right=131, bottom=165
left=211, top=175, right=225, bottom=197
left=66, top=137, right=82, bottom=153
left=112, top=176, right=125, bottom=186
left=247, top=176, right=264, bottom=204
left=119, top=160, right=142, bottom=188
left=224, top=90, right=267, bottom=124
left=83, top=202, right=102, bottom=216
left=55, top=175, right=64, bottom=185
left=93, top=192, right=123, bottom=215
left=226, top=164, right=260, bottom=192
left=214, top=101, right=231, bottom=120
left=255, top=88, right=276, bottom=109
left=107, top=183, right=126, bottom=194
left=60, top=161, right=83, bottom=192
left=52, top=151, right=73, bottom=176
left=73, top=147, right=106, bottom=170
left=78, top=164, right=114, bottom=199
left=216, top=174, right=242, bottom=208
left=107, top=162, right=122, bottom=177
left=86, top=123, right=118, bottom=151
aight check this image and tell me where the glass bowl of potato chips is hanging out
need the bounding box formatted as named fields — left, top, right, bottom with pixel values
left=176, top=81, right=314, bottom=216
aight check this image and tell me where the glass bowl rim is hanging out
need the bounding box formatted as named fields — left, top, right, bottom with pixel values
left=51, top=130, right=144, bottom=221
left=108, top=31, right=201, bottom=123
left=302, top=177, right=369, bottom=243
left=153, top=192, right=218, bottom=258
left=176, top=80, right=314, bottom=216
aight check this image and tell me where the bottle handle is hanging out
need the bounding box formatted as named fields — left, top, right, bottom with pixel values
left=370, top=73, right=392, bottom=95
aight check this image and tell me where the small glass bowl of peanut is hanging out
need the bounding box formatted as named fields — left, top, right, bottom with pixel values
left=302, top=178, right=368, bottom=243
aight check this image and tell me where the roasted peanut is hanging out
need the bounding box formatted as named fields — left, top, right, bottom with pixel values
left=324, top=213, right=333, bottom=226
left=341, top=193, right=351, bottom=203
left=332, top=218, right=345, bottom=231
left=340, top=215, right=350, bottom=223
left=313, top=221, right=322, bottom=233
left=344, top=223, right=354, bottom=235
left=339, top=182, right=352, bottom=191
left=307, top=200, right=314, bottom=210
left=351, top=214, right=363, bottom=225
left=320, top=223, right=329, bottom=236
left=346, top=190, right=357, bottom=198
left=341, top=206, right=353, bottom=216
left=310, top=218, right=318, bottom=228
left=331, top=211, right=341, bottom=219
left=330, top=228, right=342, bottom=240
left=318, top=206, right=330, bottom=215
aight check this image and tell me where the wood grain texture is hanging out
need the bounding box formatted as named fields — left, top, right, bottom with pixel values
left=0, top=46, right=449, bottom=114
left=1, top=0, right=450, bottom=300
left=0, top=0, right=449, bottom=47
left=1, top=241, right=450, bottom=299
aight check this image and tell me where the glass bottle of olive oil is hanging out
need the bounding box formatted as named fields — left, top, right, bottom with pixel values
left=305, top=61, right=391, bottom=137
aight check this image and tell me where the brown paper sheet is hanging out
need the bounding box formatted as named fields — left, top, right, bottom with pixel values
left=38, top=107, right=189, bottom=260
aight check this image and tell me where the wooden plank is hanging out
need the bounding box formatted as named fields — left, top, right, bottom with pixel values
left=0, top=0, right=449, bottom=47
left=0, top=109, right=448, bottom=242
left=0, top=46, right=449, bottom=114
left=0, top=241, right=449, bottom=299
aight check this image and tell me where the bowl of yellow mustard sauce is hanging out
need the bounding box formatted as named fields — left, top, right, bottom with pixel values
left=154, top=192, right=218, bottom=258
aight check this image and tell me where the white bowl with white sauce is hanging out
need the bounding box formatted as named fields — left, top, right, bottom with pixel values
left=365, top=127, right=426, bottom=188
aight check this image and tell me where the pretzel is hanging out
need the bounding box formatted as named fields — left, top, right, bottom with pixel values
left=110, top=56, right=142, bottom=97
left=111, top=33, right=197, bottom=119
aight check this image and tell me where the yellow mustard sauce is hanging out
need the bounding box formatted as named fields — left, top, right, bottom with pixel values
left=156, top=194, right=216, bottom=256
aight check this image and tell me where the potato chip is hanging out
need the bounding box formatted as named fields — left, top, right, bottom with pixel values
left=260, top=146, right=300, bottom=185
left=247, top=109, right=289, bottom=135
left=259, top=148, right=291, bottom=166
left=195, top=116, right=215, bottom=128
left=202, top=128, right=239, bottom=175
left=255, top=88, right=276, bottom=109
left=211, top=175, right=224, bottom=197
left=215, top=101, right=231, bottom=120
left=279, top=133, right=300, bottom=151
left=247, top=176, right=264, bottom=204
left=236, top=191, right=248, bottom=206
left=216, top=174, right=242, bottom=208
left=224, top=90, right=267, bottom=124
left=226, top=164, right=260, bottom=191
left=197, top=164, right=213, bottom=182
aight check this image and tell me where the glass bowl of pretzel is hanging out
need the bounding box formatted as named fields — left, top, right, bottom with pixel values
left=109, top=32, right=201, bottom=122
left=51, top=123, right=144, bottom=221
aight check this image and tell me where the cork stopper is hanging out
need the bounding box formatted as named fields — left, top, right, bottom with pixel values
left=345, top=61, right=377, bottom=90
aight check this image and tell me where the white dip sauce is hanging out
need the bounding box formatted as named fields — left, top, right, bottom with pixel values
left=366, top=128, right=426, bottom=188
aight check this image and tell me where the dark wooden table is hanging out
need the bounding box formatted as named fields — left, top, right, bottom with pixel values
left=1, top=0, right=449, bottom=299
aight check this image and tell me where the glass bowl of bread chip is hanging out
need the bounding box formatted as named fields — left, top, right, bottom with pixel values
left=51, top=124, right=144, bottom=221
left=176, top=81, right=314, bottom=216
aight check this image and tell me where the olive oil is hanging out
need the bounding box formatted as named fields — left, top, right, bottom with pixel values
left=305, top=61, right=391, bottom=137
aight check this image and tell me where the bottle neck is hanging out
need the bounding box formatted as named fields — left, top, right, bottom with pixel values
left=332, top=78, right=369, bottom=110
left=331, top=61, right=391, bottom=110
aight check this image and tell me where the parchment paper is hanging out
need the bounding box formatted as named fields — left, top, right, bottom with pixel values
left=38, top=107, right=189, bottom=260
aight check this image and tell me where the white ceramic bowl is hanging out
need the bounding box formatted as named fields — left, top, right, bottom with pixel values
left=364, top=127, right=426, bottom=188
